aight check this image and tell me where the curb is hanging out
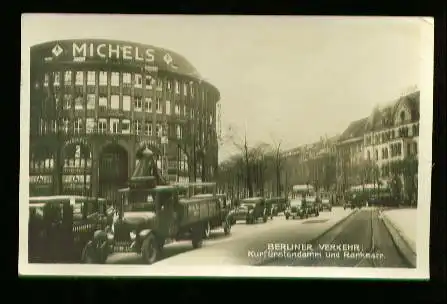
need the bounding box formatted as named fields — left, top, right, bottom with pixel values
left=381, top=212, right=416, bottom=268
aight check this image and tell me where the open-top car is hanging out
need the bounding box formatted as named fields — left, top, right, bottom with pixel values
left=28, top=195, right=113, bottom=264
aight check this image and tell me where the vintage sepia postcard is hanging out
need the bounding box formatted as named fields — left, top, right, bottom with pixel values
left=19, top=14, right=434, bottom=279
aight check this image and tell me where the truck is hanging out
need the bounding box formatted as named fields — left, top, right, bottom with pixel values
left=94, top=148, right=232, bottom=264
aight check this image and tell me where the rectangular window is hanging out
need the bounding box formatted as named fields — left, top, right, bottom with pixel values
left=74, top=119, right=83, bottom=134
left=121, top=119, right=130, bottom=134
left=86, top=118, right=95, bottom=134
left=122, top=96, right=131, bottom=111
left=156, top=79, right=163, bottom=89
left=135, top=120, right=142, bottom=135
left=111, top=72, right=120, bottom=87
left=64, top=94, right=72, bottom=110
left=183, top=83, right=188, bottom=96
left=74, top=96, right=84, bottom=110
left=98, top=119, right=107, bottom=133
left=99, top=95, right=107, bottom=110
left=156, top=123, right=161, bottom=137
left=87, top=94, right=96, bottom=110
left=175, top=81, right=180, bottom=94
left=64, top=71, right=72, bottom=85
left=62, top=118, right=69, bottom=133
left=176, top=125, right=182, bottom=139
left=165, top=101, right=171, bottom=115
left=123, top=73, right=131, bottom=85
left=144, top=124, right=152, bottom=136
left=75, top=71, right=84, bottom=86
left=156, top=98, right=161, bottom=113
left=110, top=118, right=119, bottom=134
left=87, top=71, right=96, bottom=86
left=134, top=96, right=143, bottom=112
left=145, top=75, right=154, bottom=88
left=134, top=74, right=142, bottom=88
left=53, top=72, right=61, bottom=86
left=99, top=71, right=107, bottom=86
left=167, top=80, right=172, bottom=90
left=111, top=95, right=119, bottom=109
left=175, top=102, right=180, bottom=115
left=145, top=98, right=152, bottom=112
left=44, top=73, right=49, bottom=87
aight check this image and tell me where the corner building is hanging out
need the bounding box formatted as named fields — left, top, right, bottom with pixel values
left=29, top=39, right=220, bottom=202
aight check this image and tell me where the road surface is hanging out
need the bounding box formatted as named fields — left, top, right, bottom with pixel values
left=107, top=207, right=412, bottom=268
left=262, top=207, right=414, bottom=268
left=150, top=207, right=354, bottom=266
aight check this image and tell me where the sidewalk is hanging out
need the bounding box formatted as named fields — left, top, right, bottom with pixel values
left=381, top=208, right=417, bottom=267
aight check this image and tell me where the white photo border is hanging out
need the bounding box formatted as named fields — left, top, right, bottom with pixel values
left=19, top=14, right=434, bottom=279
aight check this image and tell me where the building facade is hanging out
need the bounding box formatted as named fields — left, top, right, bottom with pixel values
left=282, top=135, right=338, bottom=192
left=335, top=118, right=368, bottom=194
left=29, top=39, right=220, bottom=202
left=334, top=91, right=420, bottom=202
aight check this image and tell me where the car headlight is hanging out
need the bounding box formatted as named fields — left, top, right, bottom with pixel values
left=129, top=231, right=137, bottom=241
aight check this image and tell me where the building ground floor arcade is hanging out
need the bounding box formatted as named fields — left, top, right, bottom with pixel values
left=29, top=135, right=217, bottom=203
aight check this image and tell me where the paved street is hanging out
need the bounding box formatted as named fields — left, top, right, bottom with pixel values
left=147, top=207, right=354, bottom=266
left=263, top=207, right=414, bottom=268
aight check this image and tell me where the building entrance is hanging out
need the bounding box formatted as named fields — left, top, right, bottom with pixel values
left=98, top=144, right=128, bottom=204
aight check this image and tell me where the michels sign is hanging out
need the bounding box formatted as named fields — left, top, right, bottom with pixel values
left=53, top=41, right=157, bottom=62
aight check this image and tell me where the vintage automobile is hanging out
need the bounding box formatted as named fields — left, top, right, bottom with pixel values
left=94, top=148, right=232, bottom=264
left=289, top=184, right=320, bottom=218
left=240, top=197, right=268, bottom=224
left=266, top=197, right=288, bottom=218
left=231, top=203, right=251, bottom=224
left=285, top=198, right=306, bottom=219
left=28, top=195, right=113, bottom=264
left=319, top=192, right=333, bottom=212
left=181, top=185, right=233, bottom=239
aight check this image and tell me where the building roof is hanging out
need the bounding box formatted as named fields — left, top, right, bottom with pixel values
left=30, top=39, right=219, bottom=95
left=338, top=117, right=369, bottom=142
left=365, top=91, right=420, bottom=131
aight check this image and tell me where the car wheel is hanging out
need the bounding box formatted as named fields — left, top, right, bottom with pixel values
left=81, top=241, right=96, bottom=264
left=285, top=215, right=289, bottom=220
left=223, top=220, right=232, bottom=235
left=141, top=234, right=159, bottom=265
left=191, top=226, right=204, bottom=249
left=204, top=221, right=211, bottom=239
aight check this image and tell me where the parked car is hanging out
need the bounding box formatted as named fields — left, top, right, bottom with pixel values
left=28, top=195, right=113, bottom=264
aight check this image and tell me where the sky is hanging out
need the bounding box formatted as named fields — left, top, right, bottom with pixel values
left=22, top=15, right=427, bottom=162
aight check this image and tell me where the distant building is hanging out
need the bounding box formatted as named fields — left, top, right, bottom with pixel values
left=29, top=39, right=220, bottom=202
left=335, top=90, right=420, bottom=200
left=363, top=91, right=419, bottom=191
left=282, top=135, right=339, bottom=192
left=335, top=117, right=369, bottom=194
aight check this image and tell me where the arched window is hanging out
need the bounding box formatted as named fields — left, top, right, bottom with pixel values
left=400, top=111, right=406, bottom=123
